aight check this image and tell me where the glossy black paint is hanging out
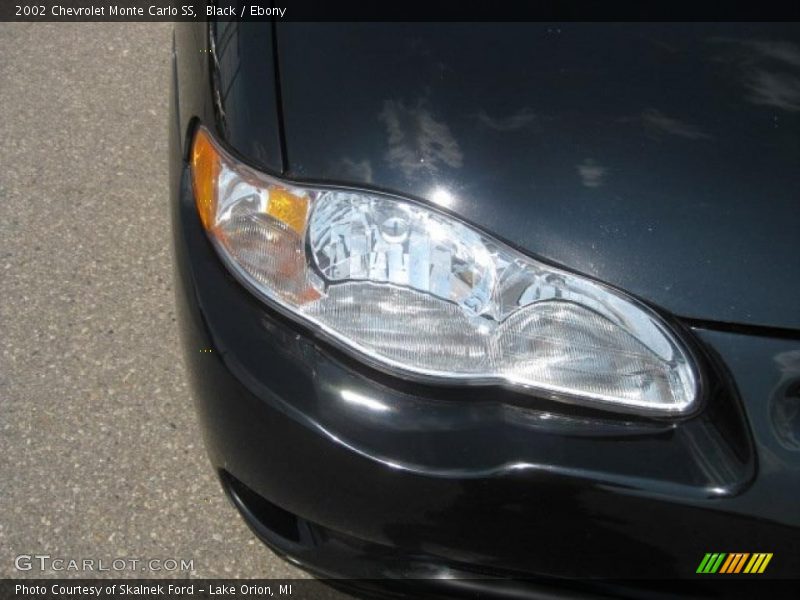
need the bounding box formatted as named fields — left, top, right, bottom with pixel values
left=219, top=22, right=800, bottom=331
left=171, top=21, right=800, bottom=591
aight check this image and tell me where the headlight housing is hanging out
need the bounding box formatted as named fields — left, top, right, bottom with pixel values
left=191, top=126, right=699, bottom=416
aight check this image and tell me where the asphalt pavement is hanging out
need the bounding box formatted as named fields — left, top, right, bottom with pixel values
left=0, top=22, right=311, bottom=579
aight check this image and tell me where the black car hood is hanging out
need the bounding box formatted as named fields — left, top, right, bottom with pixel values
left=271, top=23, right=799, bottom=331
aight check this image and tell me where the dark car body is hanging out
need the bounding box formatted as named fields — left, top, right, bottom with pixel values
left=171, top=20, right=800, bottom=596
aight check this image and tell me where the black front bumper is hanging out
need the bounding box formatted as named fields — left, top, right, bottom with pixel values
left=170, top=120, right=800, bottom=597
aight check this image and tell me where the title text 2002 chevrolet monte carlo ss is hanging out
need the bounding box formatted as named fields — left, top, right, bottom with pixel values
left=170, top=19, right=800, bottom=597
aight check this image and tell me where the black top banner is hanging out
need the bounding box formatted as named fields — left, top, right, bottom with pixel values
left=1, top=0, right=800, bottom=22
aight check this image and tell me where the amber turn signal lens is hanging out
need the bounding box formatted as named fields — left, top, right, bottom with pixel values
left=266, top=187, right=309, bottom=235
left=190, top=128, right=220, bottom=231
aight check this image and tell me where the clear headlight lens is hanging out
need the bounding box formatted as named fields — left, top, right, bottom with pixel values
left=191, top=127, right=699, bottom=415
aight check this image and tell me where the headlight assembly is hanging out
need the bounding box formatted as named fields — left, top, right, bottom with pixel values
left=191, top=126, right=699, bottom=416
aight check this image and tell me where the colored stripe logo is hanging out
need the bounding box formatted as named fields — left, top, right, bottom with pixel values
left=696, top=553, right=773, bottom=574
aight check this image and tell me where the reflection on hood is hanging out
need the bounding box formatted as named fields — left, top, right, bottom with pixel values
left=379, top=99, right=463, bottom=178
left=711, top=38, right=800, bottom=112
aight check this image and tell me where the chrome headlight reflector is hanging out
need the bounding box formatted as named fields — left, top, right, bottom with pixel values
left=191, top=127, right=699, bottom=415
